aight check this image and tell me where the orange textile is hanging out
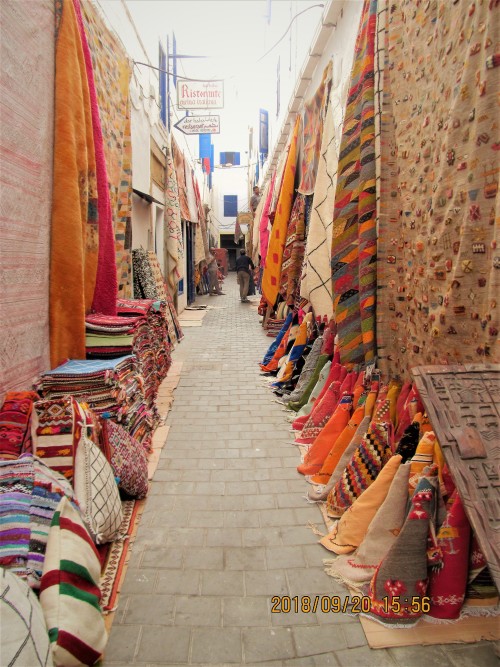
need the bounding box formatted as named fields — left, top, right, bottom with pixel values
left=260, top=322, right=296, bottom=373
left=297, top=395, right=352, bottom=476
left=292, top=362, right=346, bottom=431
left=50, top=0, right=98, bottom=367
left=320, top=454, right=402, bottom=554
left=309, top=404, right=366, bottom=485
left=262, top=116, right=301, bottom=307
left=408, top=431, right=436, bottom=495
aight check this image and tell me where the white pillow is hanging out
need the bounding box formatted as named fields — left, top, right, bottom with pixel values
left=73, top=435, right=123, bottom=544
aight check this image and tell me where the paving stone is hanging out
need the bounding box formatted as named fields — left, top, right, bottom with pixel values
left=388, top=645, right=456, bottom=667
left=183, top=546, right=224, bottom=570
left=341, top=620, right=367, bottom=648
left=266, top=545, right=307, bottom=569
left=201, top=571, right=245, bottom=596
left=206, top=527, right=243, bottom=547
left=243, top=494, right=277, bottom=510
left=444, top=643, right=499, bottom=667
left=136, top=626, right=191, bottom=663
left=174, top=595, right=221, bottom=626
left=163, top=527, right=204, bottom=547
left=103, top=623, right=141, bottom=662
left=224, top=510, right=260, bottom=528
left=156, top=570, right=200, bottom=595
left=278, top=492, right=313, bottom=508
left=335, top=645, right=397, bottom=666
left=260, top=508, right=298, bottom=527
left=225, top=480, right=260, bottom=495
left=191, top=627, right=242, bottom=663
left=287, top=567, right=339, bottom=597
left=243, top=527, right=284, bottom=547
left=243, top=627, right=296, bottom=662
left=245, top=570, right=289, bottom=596
left=224, top=546, right=267, bottom=571
left=119, top=568, right=156, bottom=595
left=140, top=546, right=183, bottom=569
left=121, top=594, right=175, bottom=626
left=293, top=624, right=347, bottom=657
left=223, top=596, right=270, bottom=626
left=281, top=526, right=322, bottom=546
left=188, top=510, right=225, bottom=528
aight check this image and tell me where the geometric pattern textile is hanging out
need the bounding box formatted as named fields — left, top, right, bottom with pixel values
left=0, top=567, right=54, bottom=667
left=81, top=1, right=133, bottom=297
left=330, top=0, right=378, bottom=367
left=102, top=420, right=148, bottom=499
left=165, top=143, right=184, bottom=288
left=284, top=335, right=323, bottom=404
left=39, top=497, right=108, bottom=666
left=0, top=392, right=39, bottom=460
left=376, top=0, right=500, bottom=378
left=279, top=194, right=306, bottom=306
left=0, top=1, right=53, bottom=399
left=73, top=435, right=123, bottom=544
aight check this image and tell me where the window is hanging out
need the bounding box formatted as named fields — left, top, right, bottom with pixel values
left=159, top=44, right=167, bottom=127
left=220, top=151, right=240, bottom=166
left=223, top=195, right=238, bottom=217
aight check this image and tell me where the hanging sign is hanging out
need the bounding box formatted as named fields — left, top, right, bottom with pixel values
left=176, top=80, right=224, bottom=109
left=174, top=115, right=220, bottom=135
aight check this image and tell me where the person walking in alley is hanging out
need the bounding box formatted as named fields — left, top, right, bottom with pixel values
left=208, top=255, right=223, bottom=295
left=250, top=185, right=261, bottom=214
left=236, top=249, right=254, bottom=302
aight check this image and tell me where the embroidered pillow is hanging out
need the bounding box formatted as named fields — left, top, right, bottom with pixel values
left=102, top=420, right=148, bottom=499
left=73, top=435, right=123, bottom=544
left=40, top=497, right=107, bottom=666
left=0, top=391, right=39, bottom=460
left=1, top=567, right=54, bottom=667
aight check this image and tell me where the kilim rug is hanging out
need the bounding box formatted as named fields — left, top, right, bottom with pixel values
left=81, top=1, right=133, bottom=297
left=0, top=0, right=53, bottom=399
left=279, top=194, right=306, bottom=306
left=330, top=0, right=378, bottom=367
left=165, top=143, right=184, bottom=287
left=50, top=0, right=99, bottom=368
left=171, top=135, right=191, bottom=222
left=262, top=116, right=301, bottom=308
left=375, top=0, right=500, bottom=378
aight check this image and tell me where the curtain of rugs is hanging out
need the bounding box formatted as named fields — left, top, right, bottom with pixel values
left=81, top=0, right=133, bottom=298
left=165, top=142, right=184, bottom=290
left=0, top=0, right=54, bottom=398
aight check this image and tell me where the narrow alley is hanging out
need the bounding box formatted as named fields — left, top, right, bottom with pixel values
left=103, top=275, right=496, bottom=667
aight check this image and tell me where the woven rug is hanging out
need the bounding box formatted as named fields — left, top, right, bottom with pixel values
left=0, top=0, right=53, bottom=398
left=330, top=0, right=378, bottom=367
left=298, top=62, right=332, bottom=196
left=376, top=0, right=500, bottom=379
left=165, top=143, right=184, bottom=287
left=171, top=135, right=191, bottom=222
left=279, top=194, right=306, bottom=306
left=82, top=0, right=133, bottom=297
left=262, top=116, right=301, bottom=308
left=50, top=0, right=99, bottom=368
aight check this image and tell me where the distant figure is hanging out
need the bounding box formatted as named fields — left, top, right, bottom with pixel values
left=208, top=255, right=223, bottom=295
left=250, top=186, right=261, bottom=214
left=236, top=249, right=255, bottom=303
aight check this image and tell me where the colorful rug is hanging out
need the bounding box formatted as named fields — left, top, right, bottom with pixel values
left=285, top=335, right=323, bottom=404
left=375, top=0, right=500, bottom=379
left=279, top=194, right=306, bottom=306
left=330, top=0, right=378, bottom=367
left=298, top=62, right=332, bottom=195
left=73, top=0, right=117, bottom=316
left=0, top=0, right=53, bottom=399
left=50, top=0, right=99, bottom=368
left=262, top=116, right=301, bottom=308
left=81, top=0, right=133, bottom=297
left=171, top=135, right=191, bottom=222
left=165, top=142, right=184, bottom=288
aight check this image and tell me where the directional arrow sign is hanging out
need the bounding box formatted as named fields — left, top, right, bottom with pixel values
left=174, top=115, right=220, bottom=135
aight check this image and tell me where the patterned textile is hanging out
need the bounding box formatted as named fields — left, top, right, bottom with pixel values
left=366, top=471, right=438, bottom=627
left=147, top=251, right=168, bottom=300
left=330, top=0, right=378, bottom=367
left=102, top=420, right=148, bottom=499
left=310, top=403, right=366, bottom=486
left=285, top=335, right=323, bottom=403
left=165, top=143, right=184, bottom=287
left=427, top=492, right=471, bottom=620
left=40, top=497, right=107, bottom=666
left=321, top=454, right=402, bottom=554
left=171, top=135, right=191, bottom=221
left=279, top=194, right=306, bottom=306
left=292, top=356, right=344, bottom=429
left=300, top=71, right=349, bottom=319
left=262, top=116, right=301, bottom=308
left=32, top=397, right=82, bottom=481
left=260, top=321, right=296, bottom=374
left=326, top=421, right=392, bottom=517
left=408, top=432, right=436, bottom=495
left=50, top=0, right=99, bottom=368
left=291, top=359, right=332, bottom=416
left=298, top=62, right=332, bottom=195
left=1, top=567, right=54, bottom=667
left=74, top=435, right=123, bottom=544
left=297, top=395, right=352, bottom=476
left=81, top=1, right=133, bottom=297
left=325, top=462, right=411, bottom=586
left=73, top=0, right=117, bottom=316
left=0, top=1, right=53, bottom=399
left=273, top=313, right=312, bottom=386
left=261, top=313, right=294, bottom=367
left=395, top=420, right=421, bottom=462
left=0, top=392, right=38, bottom=460
left=376, top=0, right=499, bottom=379
left=133, top=248, right=158, bottom=299
left=254, top=178, right=272, bottom=267
left=295, top=381, right=342, bottom=445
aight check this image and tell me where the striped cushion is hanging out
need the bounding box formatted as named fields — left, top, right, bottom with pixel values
left=40, top=497, right=107, bottom=666
left=0, top=567, right=54, bottom=667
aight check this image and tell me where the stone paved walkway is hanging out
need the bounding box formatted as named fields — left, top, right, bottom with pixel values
left=104, top=274, right=498, bottom=667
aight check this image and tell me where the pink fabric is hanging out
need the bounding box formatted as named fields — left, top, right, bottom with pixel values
left=73, top=0, right=117, bottom=315
left=259, top=172, right=276, bottom=269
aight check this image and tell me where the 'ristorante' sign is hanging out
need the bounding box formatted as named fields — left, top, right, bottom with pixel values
left=176, top=80, right=224, bottom=109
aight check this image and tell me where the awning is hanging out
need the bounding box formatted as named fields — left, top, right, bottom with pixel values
left=132, top=188, right=163, bottom=205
